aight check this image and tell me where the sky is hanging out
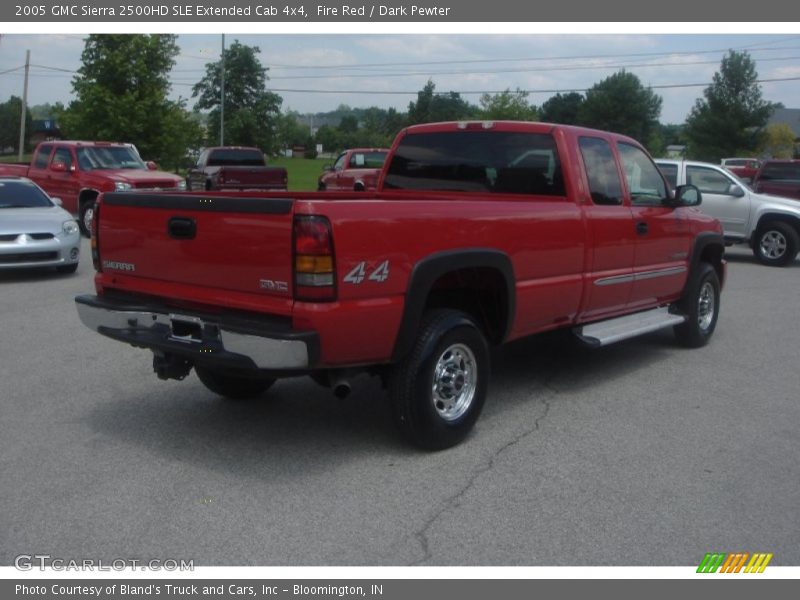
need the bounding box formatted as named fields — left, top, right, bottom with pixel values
left=1, top=33, right=800, bottom=124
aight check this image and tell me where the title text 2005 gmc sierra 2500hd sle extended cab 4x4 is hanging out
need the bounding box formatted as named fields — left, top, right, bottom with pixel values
left=75, top=121, right=725, bottom=449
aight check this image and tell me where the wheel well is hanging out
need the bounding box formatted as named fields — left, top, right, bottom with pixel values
left=423, top=267, right=509, bottom=345
left=755, top=214, right=800, bottom=240
left=78, top=189, right=99, bottom=211
left=699, top=242, right=725, bottom=287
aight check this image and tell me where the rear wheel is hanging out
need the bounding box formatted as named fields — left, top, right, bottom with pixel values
left=388, top=310, right=489, bottom=450
left=753, top=221, right=799, bottom=267
left=673, top=262, right=720, bottom=347
left=195, top=366, right=275, bottom=400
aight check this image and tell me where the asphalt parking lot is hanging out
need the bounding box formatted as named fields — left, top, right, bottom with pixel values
left=1, top=239, right=798, bottom=566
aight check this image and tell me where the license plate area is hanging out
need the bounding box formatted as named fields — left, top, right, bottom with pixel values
left=169, top=314, right=203, bottom=343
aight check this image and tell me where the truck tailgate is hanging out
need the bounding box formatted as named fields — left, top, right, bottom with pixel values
left=220, top=166, right=285, bottom=188
left=98, top=192, right=295, bottom=300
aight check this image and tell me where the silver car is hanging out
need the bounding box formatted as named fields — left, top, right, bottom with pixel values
left=0, top=177, right=80, bottom=273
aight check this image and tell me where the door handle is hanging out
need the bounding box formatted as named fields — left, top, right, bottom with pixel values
left=636, top=221, right=648, bottom=235
left=168, top=216, right=196, bottom=240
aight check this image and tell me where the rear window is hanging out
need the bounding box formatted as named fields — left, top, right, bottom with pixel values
left=207, top=149, right=265, bottom=167
left=0, top=180, right=53, bottom=208
left=383, top=131, right=565, bottom=196
left=759, top=162, right=800, bottom=182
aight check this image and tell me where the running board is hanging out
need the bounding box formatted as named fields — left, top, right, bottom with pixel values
left=574, top=307, right=686, bottom=347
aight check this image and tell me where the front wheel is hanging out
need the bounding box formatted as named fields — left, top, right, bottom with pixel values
left=195, top=366, right=275, bottom=400
left=753, top=221, right=799, bottom=267
left=79, top=200, right=96, bottom=237
left=673, top=262, right=720, bottom=348
left=388, top=310, right=489, bottom=450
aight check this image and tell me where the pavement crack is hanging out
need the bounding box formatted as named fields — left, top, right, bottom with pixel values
left=409, top=387, right=554, bottom=566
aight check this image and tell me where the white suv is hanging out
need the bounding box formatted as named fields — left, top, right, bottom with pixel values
left=657, top=159, right=800, bottom=266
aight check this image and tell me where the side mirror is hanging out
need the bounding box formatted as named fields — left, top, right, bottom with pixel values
left=50, top=161, right=67, bottom=173
left=51, top=197, right=63, bottom=206
left=146, top=161, right=158, bottom=171
left=727, top=183, right=745, bottom=198
left=673, top=184, right=702, bottom=207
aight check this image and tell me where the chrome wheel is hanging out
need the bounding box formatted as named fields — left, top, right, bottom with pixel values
left=82, top=204, right=94, bottom=236
left=697, top=281, right=716, bottom=332
left=759, top=230, right=787, bottom=260
left=431, top=343, right=477, bottom=422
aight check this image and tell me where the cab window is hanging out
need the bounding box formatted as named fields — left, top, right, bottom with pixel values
left=33, top=145, right=53, bottom=169
left=578, top=137, right=623, bottom=206
left=52, top=147, right=74, bottom=170
left=686, top=165, right=735, bottom=195
left=617, top=143, right=668, bottom=206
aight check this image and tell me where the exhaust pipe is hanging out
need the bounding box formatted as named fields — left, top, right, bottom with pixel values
left=333, top=380, right=351, bottom=399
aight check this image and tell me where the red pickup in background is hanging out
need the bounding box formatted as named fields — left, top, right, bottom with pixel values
left=0, top=141, right=185, bottom=235
left=751, top=159, right=800, bottom=200
left=317, top=147, right=389, bottom=191
left=186, top=146, right=288, bottom=192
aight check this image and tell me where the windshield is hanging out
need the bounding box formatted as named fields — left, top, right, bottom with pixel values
left=0, top=180, right=53, bottom=208
left=759, top=163, right=800, bottom=182
left=76, top=146, right=146, bottom=171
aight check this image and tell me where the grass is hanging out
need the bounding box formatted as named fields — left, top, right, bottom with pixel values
left=269, top=156, right=330, bottom=191
left=0, top=154, right=30, bottom=163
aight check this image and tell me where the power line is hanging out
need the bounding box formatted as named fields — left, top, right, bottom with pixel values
left=168, top=75, right=800, bottom=95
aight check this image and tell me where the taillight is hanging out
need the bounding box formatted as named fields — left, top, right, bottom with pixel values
left=91, top=201, right=101, bottom=271
left=293, top=215, right=335, bottom=301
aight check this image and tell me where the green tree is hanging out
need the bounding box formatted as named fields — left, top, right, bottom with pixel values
left=478, top=88, right=538, bottom=121
left=577, top=71, right=662, bottom=149
left=408, top=80, right=474, bottom=124
left=539, top=92, right=584, bottom=125
left=758, top=123, right=797, bottom=159
left=61, top=34, right=194, bottom=168
left=192, top=40, right=283, bottom=153
left=0, top=96, right=32, bottom=153
left=684, top=50, right=775, bottom=161
left=277, top=111, right=311, bottom=150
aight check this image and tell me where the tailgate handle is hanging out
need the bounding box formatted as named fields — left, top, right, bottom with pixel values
left=168, top=217, right=196, bottom=240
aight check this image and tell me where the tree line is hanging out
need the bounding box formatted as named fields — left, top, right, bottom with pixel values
left=1, top=35, right=795, bottom=169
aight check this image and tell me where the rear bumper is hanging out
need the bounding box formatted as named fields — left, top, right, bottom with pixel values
left=75, top=294, right=318, bottom=371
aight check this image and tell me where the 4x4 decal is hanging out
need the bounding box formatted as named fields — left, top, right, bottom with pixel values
left=343, top=260, right=390, bottom=284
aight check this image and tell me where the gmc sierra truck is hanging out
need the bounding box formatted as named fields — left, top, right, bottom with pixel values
left=0, top=141, right=186, bottom=236
left=186, top=147, right=288, bottom=192
left=657, top=159, right=800, bottom=266
left=75, top=121, right=725, bottom=449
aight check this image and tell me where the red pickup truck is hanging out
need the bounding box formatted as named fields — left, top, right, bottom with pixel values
left=0, top=141, right=185, bottom=235
left=186, top=147, right=288, bottom=192
left=317, top=148, right=389, bottom=191
left=751, top=159, right=800, bottom=200
left=75, top=121, right=725, bottom=449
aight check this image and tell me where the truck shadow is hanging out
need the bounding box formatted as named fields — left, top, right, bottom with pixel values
left=85, top=328, right=675, bottom=474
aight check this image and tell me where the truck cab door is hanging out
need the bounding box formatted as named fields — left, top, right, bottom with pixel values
left=686, top=164, right=750, bottom=239
left=48, top=146, right=80, bottom=212
left=618, top=142, right=692, bottom=311
left=577, top=136, right=637, bottom=321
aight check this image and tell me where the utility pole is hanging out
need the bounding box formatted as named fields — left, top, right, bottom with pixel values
left=17, top=50, right=30, bottom=161
left=220, top=34, right=225, bottom=146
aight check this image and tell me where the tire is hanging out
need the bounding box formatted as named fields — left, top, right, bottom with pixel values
left=195, top=366, right=275, bottom=400
left=79, top=199, right=96, bottom=237
left=673, top=262, right=720, bottom=348
left=56, top=263, right=78, bottom=274
left=354, top=182, right=365, bottom=192
left=317, top=182, right=326, bottom=191
left=752, top=221, right=799, bottom=267
left=388, top=310, right=490, bottom=450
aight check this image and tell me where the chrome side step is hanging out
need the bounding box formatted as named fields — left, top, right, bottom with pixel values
left=574, top=306, right=686, bottom=347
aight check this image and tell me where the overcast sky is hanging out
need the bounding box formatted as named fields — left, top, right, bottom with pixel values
left=1, top=33, right=799, bottom=124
